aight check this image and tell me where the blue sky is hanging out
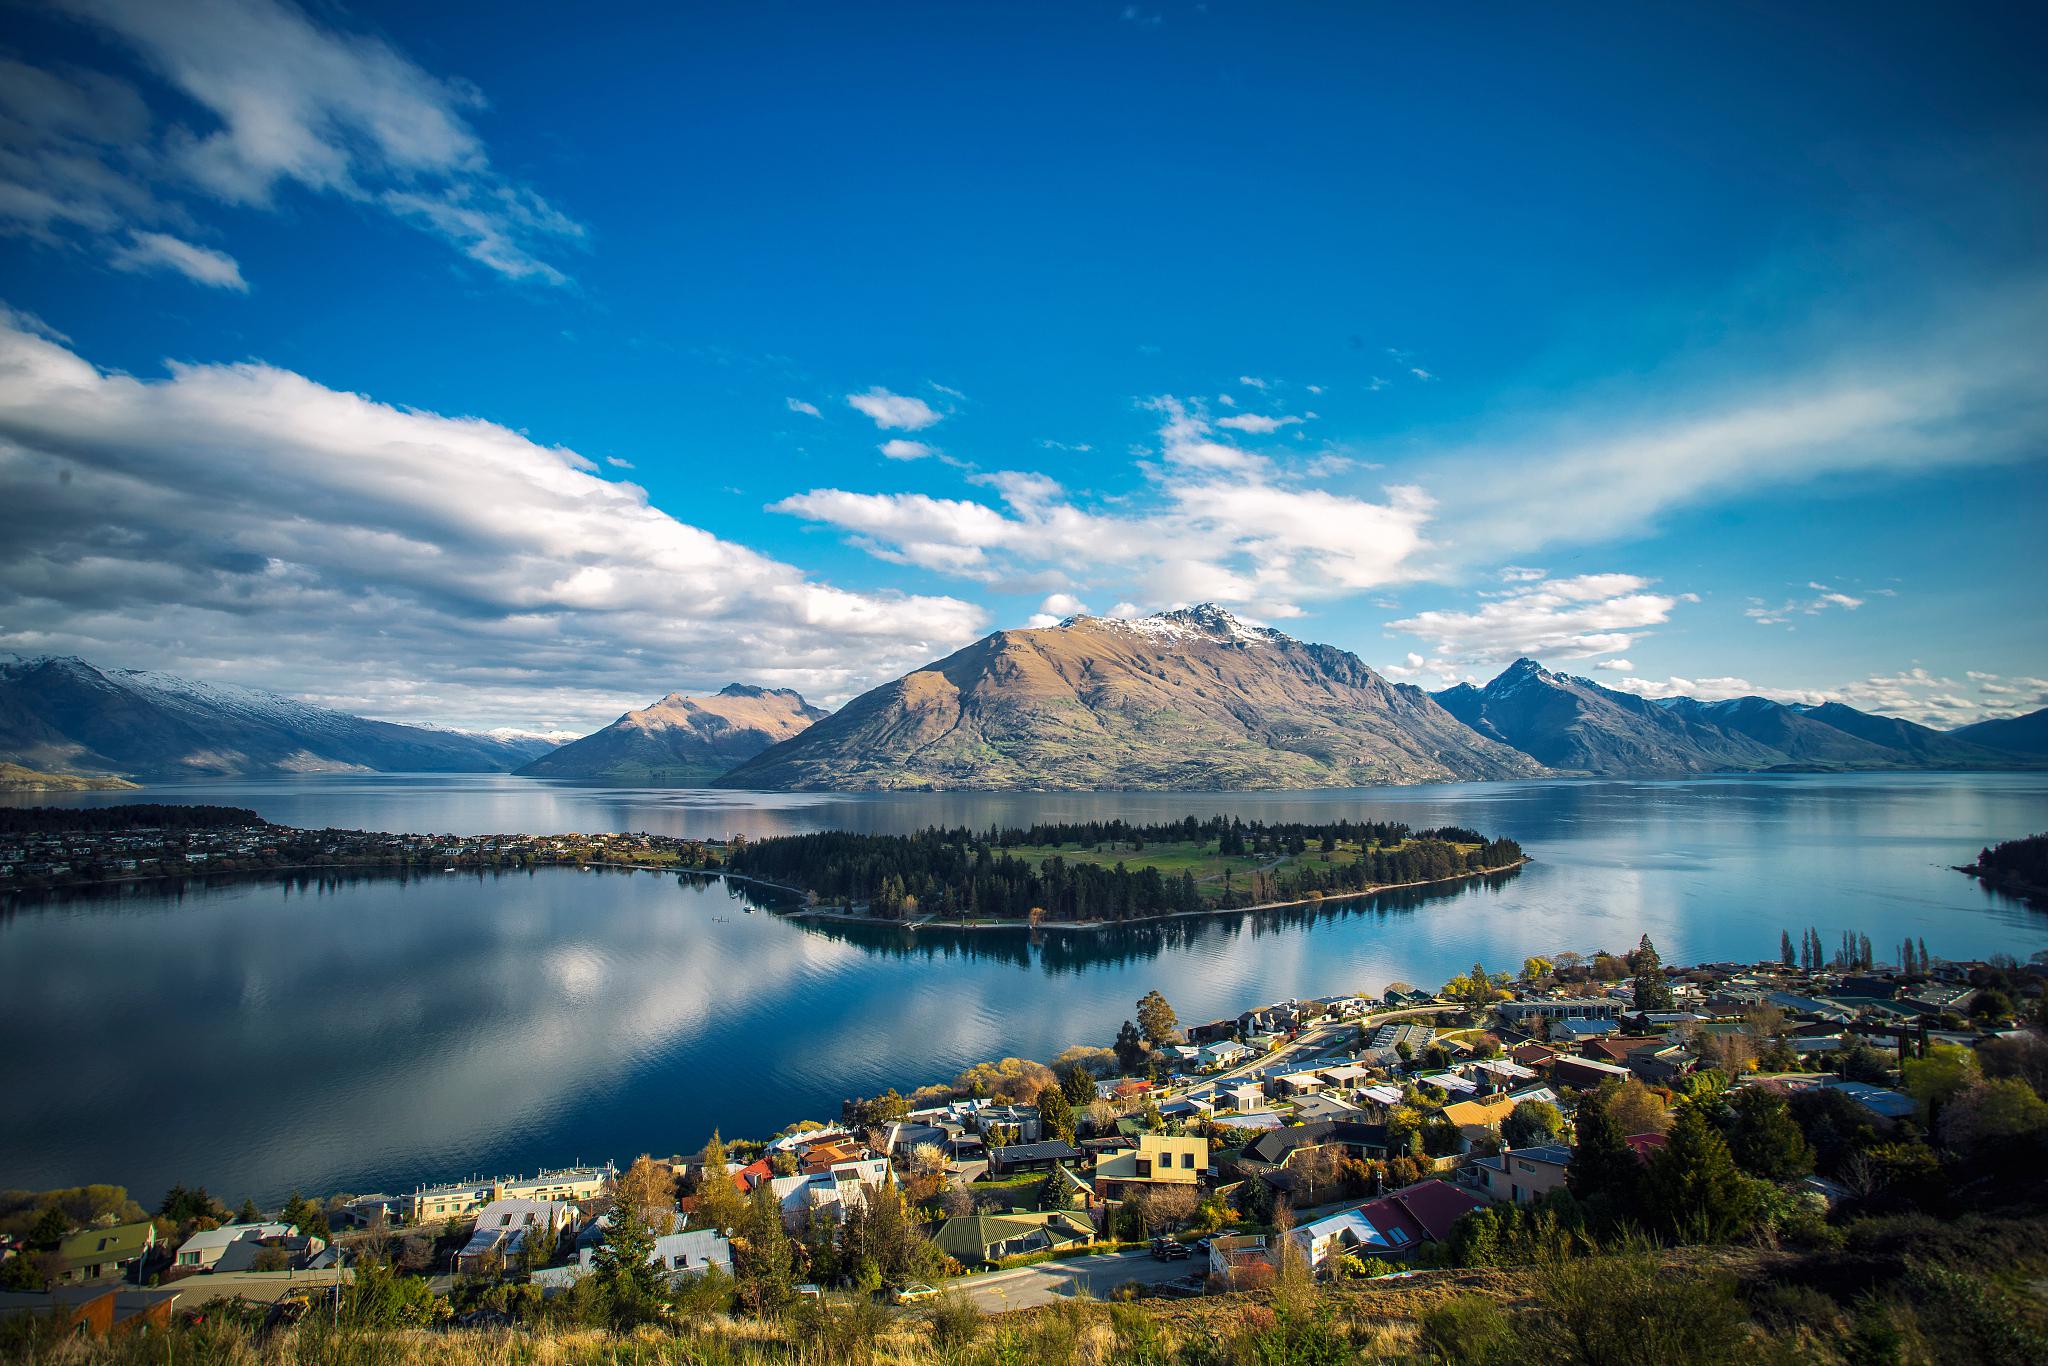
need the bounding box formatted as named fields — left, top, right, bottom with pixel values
left=0, top=0, right=2043, bottom=732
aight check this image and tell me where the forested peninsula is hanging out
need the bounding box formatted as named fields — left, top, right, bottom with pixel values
left=722, top=815, right=1525, bottom=928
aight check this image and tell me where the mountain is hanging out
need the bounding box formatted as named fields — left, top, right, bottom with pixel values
left=0, top=762, right=139, bottom=792
left=0, top=657, right=552, bottom=781
left=1433, top=660, right=2029, bottom=776
left=1949, top=706, right=2048, bottom=757
left=713, top=605, right=1546, bottom=791
left=516, top=685, right=828, bottom=782
left=1430, top=659, right=1787, bottom=775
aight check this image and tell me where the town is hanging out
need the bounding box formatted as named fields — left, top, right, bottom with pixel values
left=4, top=933, right=2043, bottom=1361
left=0, top=805, right=726, bottom=895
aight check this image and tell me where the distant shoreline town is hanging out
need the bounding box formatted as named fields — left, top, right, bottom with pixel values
left=6, top=909, right=2042, bottom=1341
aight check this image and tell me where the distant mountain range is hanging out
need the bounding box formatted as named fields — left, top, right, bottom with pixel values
left=0, top=656, right=553, bottom=781
left=1432, top=657, right=2037, bottom=777
left=515, top=684, right=827, bottom=782
left=712, top=605, right=1544, bottom=791
left=9, top=621, right=2043, bottom=791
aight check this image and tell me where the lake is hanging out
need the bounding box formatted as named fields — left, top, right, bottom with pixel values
left=3, top=771, right=2044, bottom=1205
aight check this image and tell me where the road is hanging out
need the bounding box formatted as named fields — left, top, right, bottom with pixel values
left=948, top=1249, right=1201, bottom=1311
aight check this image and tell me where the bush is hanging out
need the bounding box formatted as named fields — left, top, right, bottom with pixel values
left=1419, top=1293, right=1512, bottom=1364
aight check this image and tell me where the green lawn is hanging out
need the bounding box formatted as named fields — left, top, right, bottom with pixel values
left=992, top=837, right=1469, bottom=906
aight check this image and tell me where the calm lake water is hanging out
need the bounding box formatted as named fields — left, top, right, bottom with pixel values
left=3, top=772, right=2045, bottom=1205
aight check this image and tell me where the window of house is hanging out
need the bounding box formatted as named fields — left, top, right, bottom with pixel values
left=1182, top=1151, right=1196, bottom=1168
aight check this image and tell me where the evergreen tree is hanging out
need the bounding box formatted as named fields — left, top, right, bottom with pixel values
left=591, top=1200, right=665, bottom=1327
left=1114, top=1019, right=1148, bottom=1072
left=27, top=1207, right=68, bottom=1249
left=1724, top=1086, right=1813, bottom=1181
left=1136, top=990, right=1179, bottom=1045
left=1037, top=1083, right=1077, bottom=1145
left=1567, top=1083, right=1643, bottom=1218
left=235, top=1198, right=262, bottom=1225
left=1780, top=931, right=1796, bottom=967
left=1058, top=1063, right=1098, bottom=1108
left=734, top=1183, right=795, bottom=1316
left=1644, top=1102, right=1763, bottom=1243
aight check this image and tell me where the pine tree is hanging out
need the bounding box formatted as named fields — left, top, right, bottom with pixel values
left=735, top=1183, right=795, bottom=1316
left=1645, top=1102, right=1764, bottom=1242
left=591, top=1199, right=665, bottom=1326
left=1566, top=1083, right=1643, bottom=1217
left=1724, top=1087, right=1813, bottom=1181
left=1037, top=1083, right=1077, bottom=1145
left=1780, top=931, right=1796, bottom=967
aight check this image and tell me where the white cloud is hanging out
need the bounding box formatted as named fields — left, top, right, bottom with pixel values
left=1387, top=573, right=1678, bottom=668
left=1746, top=583, right=1870, bottom=626
left=879, top=439, right=938, bottom=461
left=0, top=309, right=984, bottom=729
left=1039, top=593, right=1089, bottom=618
left=1498, top=565, right=1547, bottom=583
left=774, top=398, right=1434, bottom=615
left=107, top=229, right=247, bottom=290
left=5, top=0, right=583, bottom=285
left=1607, top=663, right=2048, bottom=726
left=1380, top=651, right=1429, bottom=681
left=1215, top=413, right=1306, bottom=434
left=785, top=397, right=821, bottom=418
left=846, top=386, right=941, bottom=431
left=1425, top=284, right=2048, bottom=564
left=1237, top=375, right=1270, bottom=390
left=603, top=456, right=634, bottom=470
left=1595, top=658, right=1633, bottom=672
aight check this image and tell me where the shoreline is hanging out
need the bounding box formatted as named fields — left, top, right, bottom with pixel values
left=772, top=857, right=1530, bottom=933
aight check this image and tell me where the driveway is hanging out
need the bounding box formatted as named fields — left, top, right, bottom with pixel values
left=948, top=1249, right=1201, bottom=1312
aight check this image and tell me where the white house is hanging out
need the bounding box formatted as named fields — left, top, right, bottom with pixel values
left=533, top=1225, right=732, bottom=1290
left=457, top=1198, right=575, bottom=1272
left=174, top=1223, right=300, bottom=1272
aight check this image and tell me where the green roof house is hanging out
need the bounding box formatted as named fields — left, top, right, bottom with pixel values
left=58, top=1222, right=158, bottom=1284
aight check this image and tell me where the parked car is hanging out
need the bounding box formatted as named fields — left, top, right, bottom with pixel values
left=1152, top=1241, right=1191, bottom=1261
left=888, top=1283, right=940, bottom=1304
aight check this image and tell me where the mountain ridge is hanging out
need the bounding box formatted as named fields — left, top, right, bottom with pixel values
left=1430, top=658, right=2036, bottom=777
left=713, top=606, right=1547, bottom=791
left=0, top=656, right=552, bottom=781
left=515, top=683, right=827, bottom=782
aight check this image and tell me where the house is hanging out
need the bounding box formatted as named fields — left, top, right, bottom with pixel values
left=929, top=1212, right=1094, bottom=1267
left=769, top=1158, right=894, bottom=1228
left=1207, top=1233, right=1273, bottom=1287
left=973, top=1105, right=1043, bottom=1144
left=1291, top=1093, right=1371, bottom=1123
left=1316, top=1063, right=1373, bottom=1089
left=172, top=1223, right=326, bottom=1274
left=1240, top=1121, right=1390, bottom=1169
left=533, top=1226, right=731, bottom=1291
left=1219, top=1083, right=1267, bottom=1112
left=986, top=1141, right=1083, bottom=1177
left=1440, top=1093, right=1520, bottom=1144
left=173, top=1223, right=296, bottom=1273
left=1552, top=1018, right=1621, bottom=1044
left=1551, top=1056, right=1633, bottom=1090
left=1273, top=1070, right=1331, bottom=1097
left=1509, top=1042, right=1559, bottom=1069
left=1466, top=1058, right=1538, bottom=1088
left=1200, top=1041, right=1252, bottom=1070
left=457, top=1199, right=575, bottom=1273
left=1468, top=1144, right=1571, bottom=1205
left=1093, top=1134, right=1210, bottom=1199
left=57, top=1224, right=158, bottom=1285
left=394, top=1165, right=611, bottom=1225
left=1229, top=1180, right=1487, bottom=1279
left=1497, top=997, right=1622, bottom=1024
left=1416, top=1071, right=1478, bottom=1095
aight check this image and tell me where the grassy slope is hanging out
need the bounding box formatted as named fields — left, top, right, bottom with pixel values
left=994, top=837, right=1477, bottom=908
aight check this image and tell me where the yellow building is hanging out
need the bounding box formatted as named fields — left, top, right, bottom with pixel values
left=1093, top=1134, right=1209, bottom=1198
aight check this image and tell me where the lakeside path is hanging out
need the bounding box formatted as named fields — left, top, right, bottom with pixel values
left=770, top=858, right=1530, bottom=935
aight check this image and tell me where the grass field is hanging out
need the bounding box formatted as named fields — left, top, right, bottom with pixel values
left=996, top=837, right=1472, bottom=907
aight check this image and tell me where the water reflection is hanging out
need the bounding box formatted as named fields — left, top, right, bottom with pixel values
left=2, top=773, right=2044, bottom=1206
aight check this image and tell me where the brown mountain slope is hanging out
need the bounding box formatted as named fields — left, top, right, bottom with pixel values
left=713, top=605, right=1547, bottom=791
left=517, top=684, right=827, bottom=782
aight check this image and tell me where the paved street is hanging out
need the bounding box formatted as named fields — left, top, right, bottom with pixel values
left=949, top=1249, right=1201, bottom=1312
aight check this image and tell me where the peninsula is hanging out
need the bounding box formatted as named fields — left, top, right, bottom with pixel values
left=723, top=816, right=1527, bottom=929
